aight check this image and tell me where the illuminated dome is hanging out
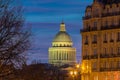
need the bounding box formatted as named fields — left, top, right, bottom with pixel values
left=53, top=31, right=72, bottom=42
left=49, top=22, right=76, bottom=66
left=52, top=22, right=73, bottom=47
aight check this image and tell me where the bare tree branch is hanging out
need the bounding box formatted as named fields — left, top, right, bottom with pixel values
left=0, top=0, right=30, bottom=78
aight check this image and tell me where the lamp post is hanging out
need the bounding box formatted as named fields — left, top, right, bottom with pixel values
left=70, top=71, right=77, bottom=80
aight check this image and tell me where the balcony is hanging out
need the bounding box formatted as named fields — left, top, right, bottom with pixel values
left=103, top=40, right=107, bottom=43
left=92, top=41, right=97, bottom=44
left=80, top=28, right=90, bottom=32
left=83, top=55, right=90, bottom=60
left=91, top=54, right=98, bottom=59
left=100, top=67, right=120, bottom=72
left=84, top=42, right=88, bottom=45
left=100, top=53, right=120, bottom=58
left=80, top=25, right=120, bottom=33
left=101, top=25, right=120, bottom=30
left=110, top=39, right=114, bottom=43
left=83, top=11, right=120, bottom=20
left=100, top=54, right=109, bottom=58
left=102, top=12, right=120, bottom=17
left=117, top=39, right=120, bottom=42
left=116, top=53, right=120, bottom=57
left=91, top=27, right=97, bottom=31
left=92, top=68, right=97, bottom=72
left=82, top=16, right=91, bottom=20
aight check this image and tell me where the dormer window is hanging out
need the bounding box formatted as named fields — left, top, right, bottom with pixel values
left=87, top=11, right=91, bottom=16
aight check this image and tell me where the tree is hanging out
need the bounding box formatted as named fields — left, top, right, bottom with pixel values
left=0, top=0, right=30, bottom=78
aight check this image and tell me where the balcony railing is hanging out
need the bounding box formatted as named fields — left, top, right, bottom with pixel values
left=117, top=39, right=120, bottom=42
left=103, top=40, right=107, bottom=43
left=110, top=39, right=114, bottom=43
left=82, top=16, right=91, bottom=20
left=80, top=25, right=120, bottom=33
left=83, top=53, right=120, bottom=60
left=100, top=67, right=120, bottom=72
left=92, top=41, right=97, bottom=44
left=91, top=54, right=98, bottom=59
left=100, top=53, right=120, bottom=58
left=80, top=28, right=90, bottom=32
left=83, top=55, right=90, bottom=60
left=83, top=11, right=120, bottom=20
left=92, top=68, right=97, bottom=72
left=84, top=42, right=88, bottom=45
left=102, top=12, right=120, bottom=17
left=101, top=25, right=120, bottom=30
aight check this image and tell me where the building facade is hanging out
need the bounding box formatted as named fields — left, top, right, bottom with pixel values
left=81, top=0, right=120, bottom=80
left=49, top=22, right=76, bottom=66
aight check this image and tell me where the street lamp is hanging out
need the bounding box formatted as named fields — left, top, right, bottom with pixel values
left=70, top=71, right=77, bottom=80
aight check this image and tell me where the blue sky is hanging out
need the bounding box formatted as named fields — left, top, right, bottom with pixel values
left=20, top=0, right=93, bottom=63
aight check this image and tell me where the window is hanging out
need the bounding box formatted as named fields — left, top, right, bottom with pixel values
left=110, top=32, right=114, bottom=42
left=118, top=61, right=120, bottom=68
left=118, top=47, right=120, bottom=54
left=106, top=8, right=109, bottom=13
left=105, top=21, right=108, bottom=26
left=85, top=50, right=88, bottom=56
left=104, top=61, right=107, bottom=68
left=93, top=35, right=97, bottom=43
left=104, top=48, right=107, bottom=54
left=85, top=36, right=88, bottom=44
left=92, top=62, right=97, bottom=70
left=110, top=61, right=114, bottom=69
left=87, top=11, right=91, bottom=16
left=94, top=8, right=99, bottom=16
left=103, top=34, right=107, bottom=42
left=118, top=32, right=120, bottom=41
left=93, top=49, right=97, bottom=55
left=93, top=22, right=97, bottom=29
left=110, top=48, right=113, bottom=54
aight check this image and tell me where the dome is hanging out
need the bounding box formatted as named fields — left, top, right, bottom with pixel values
left=53, top=31, right=72, bottom=42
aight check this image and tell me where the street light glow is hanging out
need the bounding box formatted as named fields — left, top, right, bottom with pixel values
left=74, top=71, right=77, bottom=75
left=76, top=64, right=80, bottom=68
left=70, top=71, right=73, bottom=75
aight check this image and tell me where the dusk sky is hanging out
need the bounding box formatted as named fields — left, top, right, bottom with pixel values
left=20, top=0, right=93, bottom=63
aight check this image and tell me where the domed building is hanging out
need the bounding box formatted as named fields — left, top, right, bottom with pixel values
left=49, top=22, right=76, bottom=66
